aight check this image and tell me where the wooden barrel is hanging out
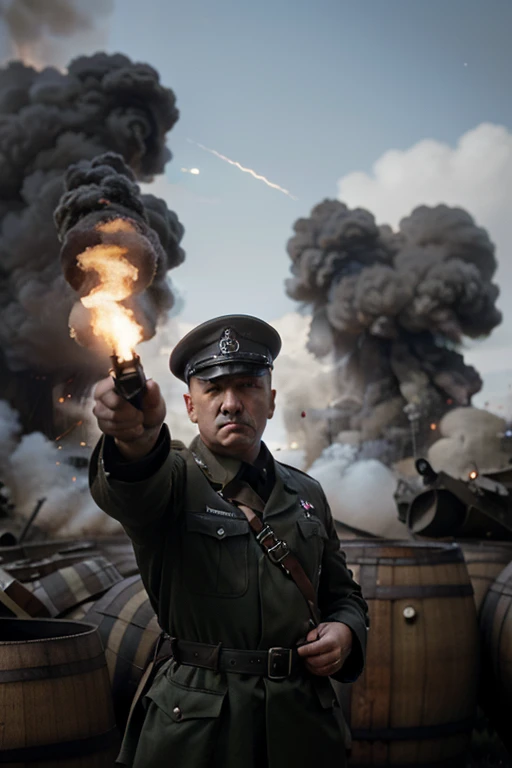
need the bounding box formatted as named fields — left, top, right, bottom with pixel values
left=342, top=540, right=479, bottom=767
left=0, top=540, right=96, bottom=566
left=92, top=537, right=139, bottom=578
left=4, top=551, right=104, bottom=582
left=458, top=540, right=512, bottom=616
left=0, top=617, right=119, bottom=766
left=479, top=560, right=512, bottom=752
left=67, top=575, right=161, bottom=731
left=27, top=557, right=124, bottom=618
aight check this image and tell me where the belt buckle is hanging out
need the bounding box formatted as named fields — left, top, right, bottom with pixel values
left=267, top=647, right=292, bottom=681
left=267, top=540, right=289, bottom=564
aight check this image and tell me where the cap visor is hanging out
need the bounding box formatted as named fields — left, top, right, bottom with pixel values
left=193, top=363, right=271, bottom=381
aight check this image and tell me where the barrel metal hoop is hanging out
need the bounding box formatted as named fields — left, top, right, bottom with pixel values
left=352, top=552, right=465, bottom=567
left=361, top=583, right=474, bottom=600
left=0, top=651, right=106, bottom=683
left=0, top=726, right=119, bottom=762
left=350, top=715, right=475, bottom=741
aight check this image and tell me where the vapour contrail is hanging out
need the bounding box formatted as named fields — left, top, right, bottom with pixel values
left=187, top=139, right=298, bottom=201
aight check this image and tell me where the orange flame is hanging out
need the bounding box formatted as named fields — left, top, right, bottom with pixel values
left=78, top=238, right=143, bottom=360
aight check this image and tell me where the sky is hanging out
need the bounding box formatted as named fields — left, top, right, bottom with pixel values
left=0, top=0, right=511, bottom=415
left=102, top=0, right=512, bottom=324
left=0, top=0, right=510, bottom=526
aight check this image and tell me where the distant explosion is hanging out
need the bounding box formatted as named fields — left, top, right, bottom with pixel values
left=286, top=200, right=501, bottom=454
left=0, top=52, right=184, bottom=435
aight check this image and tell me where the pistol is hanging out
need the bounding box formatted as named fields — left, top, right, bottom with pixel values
left=110, top=353, right=147, bottom=410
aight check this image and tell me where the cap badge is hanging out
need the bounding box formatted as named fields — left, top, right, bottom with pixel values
left=219, top=328, right=240, bottom=355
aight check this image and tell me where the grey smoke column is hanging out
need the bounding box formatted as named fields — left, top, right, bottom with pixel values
left=286, top=200, right=501, bottom=451
left=0, top=52, right=183, bottom=434
left=0, top=0, right=115, bottom=66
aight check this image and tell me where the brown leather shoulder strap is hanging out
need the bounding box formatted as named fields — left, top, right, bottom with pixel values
left=233, top=499, right=320, bottom=627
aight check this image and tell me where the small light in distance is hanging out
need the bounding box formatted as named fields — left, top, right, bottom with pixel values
left=190, top=168, right=200, bottom=175
left=469, top=470, right=478, bottom=480
left=430, top=423, right=437, bottom=431
left=290, top=441, right=298, bottom=450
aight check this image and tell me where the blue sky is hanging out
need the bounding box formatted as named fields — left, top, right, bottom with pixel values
left=103, top=0, right=511, bottom=322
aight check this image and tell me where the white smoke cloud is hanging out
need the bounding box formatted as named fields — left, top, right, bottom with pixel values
left=308, top=444, right=406, bottom=538
left=427, top=406, right=512, bottom=479
left=0, top=409, right=120, bottom=536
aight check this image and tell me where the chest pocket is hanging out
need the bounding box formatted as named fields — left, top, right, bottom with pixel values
left=183, top=512, right=250, bottom=597
left=296, top=515, right=328, bottom=586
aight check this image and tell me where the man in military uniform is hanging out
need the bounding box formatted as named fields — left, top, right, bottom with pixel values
left=90, top=314, right=369, bottom=768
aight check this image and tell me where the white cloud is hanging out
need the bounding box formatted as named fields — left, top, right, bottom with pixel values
left=338, top=123, right=512, bottom=235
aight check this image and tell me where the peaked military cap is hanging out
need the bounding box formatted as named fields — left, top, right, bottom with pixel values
left=170, top=315, right=282, bottom=384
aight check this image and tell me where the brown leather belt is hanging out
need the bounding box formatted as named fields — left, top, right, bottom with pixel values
left=169, top=637, right=301, bottom=681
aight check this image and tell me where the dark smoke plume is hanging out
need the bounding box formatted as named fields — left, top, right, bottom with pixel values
left=0, top=53, right=183, bottom=435
left=286, top=200, right=501, bottom=453
left=0, top=0, right=115, bottom=67
left=55, top=151, right=184, bottom=351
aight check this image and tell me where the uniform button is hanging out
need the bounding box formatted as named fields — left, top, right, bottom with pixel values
left=217, top=527, right=225, bottom=537
left=172, top=706, right=183, bottom=721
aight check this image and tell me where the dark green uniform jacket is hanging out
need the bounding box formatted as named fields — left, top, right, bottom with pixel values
left=90, top=427, right=369, bottom=768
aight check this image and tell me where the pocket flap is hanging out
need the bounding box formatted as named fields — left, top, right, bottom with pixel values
left=147, top=676, right=226, bottom=722
left=186, top=512, right=249, bottom=539
left=297, top=517, right=327, bottom=539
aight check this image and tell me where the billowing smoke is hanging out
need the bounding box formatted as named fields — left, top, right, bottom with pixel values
left=427, top=406, right=512, bottom=479
left=0, top=0, right=115, bottom=68
left=55, top=152, right=184, bottom=356
left=0, top=404, right=121, bottom=537
left=286, top=200, right=501, bottom=456
left=0, top=52, right=183, bottom=434
left=308, top=443, right=406, bottom=538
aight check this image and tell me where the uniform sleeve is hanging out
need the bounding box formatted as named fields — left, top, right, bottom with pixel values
left=316, top=488, right=369, bottom=683
left=89, top=424, right=185, bottom=536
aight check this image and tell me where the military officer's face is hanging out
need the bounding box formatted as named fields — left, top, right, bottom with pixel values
left=183, top=372, right=276, bottom=462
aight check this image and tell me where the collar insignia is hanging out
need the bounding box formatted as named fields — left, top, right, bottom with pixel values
left=300, top=499, right=315, bottom=514
left=192, top=452, right=214, bottom=480
left=219, top=328, right=240, bottom=355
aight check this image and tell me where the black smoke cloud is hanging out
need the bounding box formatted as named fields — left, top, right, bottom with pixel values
left=0, top=52, right=183, bottom=434
left=0, top=0, right=115, bottom=67
left=286, top=200, right=501, bottom=447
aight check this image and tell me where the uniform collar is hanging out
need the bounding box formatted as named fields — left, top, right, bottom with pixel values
left=263, top=460, right=299, bottom=519
left=188, top=436, right=299, bottom=516
left=189, top=435, right=241, bottom=487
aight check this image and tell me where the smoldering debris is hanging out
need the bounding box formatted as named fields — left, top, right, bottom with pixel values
left=286, top=200, right=501, bottom=456
left=0, top=52, right=184, bottom=434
